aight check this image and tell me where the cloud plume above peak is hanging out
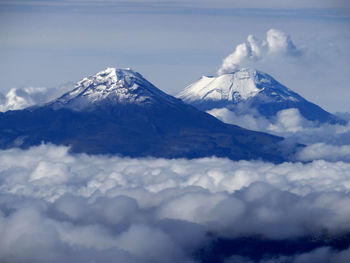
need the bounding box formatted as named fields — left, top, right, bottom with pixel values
left=218, top=29, right=303, bottom=75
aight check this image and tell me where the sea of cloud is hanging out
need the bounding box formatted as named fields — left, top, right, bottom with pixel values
left=0, top=144, right=350, bottom=262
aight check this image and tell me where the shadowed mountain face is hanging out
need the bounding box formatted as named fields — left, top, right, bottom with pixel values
left=0, top=68, right=294, bottom=163
left=177, top=68, right=344, bottom=125
left=195, top=232, right=350, bottom=263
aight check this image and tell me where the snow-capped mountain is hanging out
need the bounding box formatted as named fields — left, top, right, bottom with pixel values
left=0, top=67, right=295, bottom=163
left=51, top=67, right=177, bottom=110
left=177, top=68, right=342, bottom=124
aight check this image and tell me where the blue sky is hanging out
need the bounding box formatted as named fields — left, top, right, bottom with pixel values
left=1, top=0, right=350, bottom=111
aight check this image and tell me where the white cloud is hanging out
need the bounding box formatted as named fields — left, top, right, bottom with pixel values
left=117, top=225, right=186, bottom=263
left=218, top=29, right=303, bottom=75
left=207, top=107, right=271, bottom=131
left=265, top=29, right=301, bottom=55
left=297, top=143, right=350, bottom=162
left=0, top=84, right=72, bottom=112
left=208, top=107, right=350, bottom=162
left=0, top=145, right=350, bottom=262
left=267, top=108, right=316, bottom=134
left=207, top=107, right=350, bottom=152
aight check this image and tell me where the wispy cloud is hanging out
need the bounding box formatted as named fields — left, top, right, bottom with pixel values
left=1, top=0, right=349, bottom=17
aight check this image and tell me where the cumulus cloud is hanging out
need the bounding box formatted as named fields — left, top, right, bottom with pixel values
left=218, top=29, right=303, bottom=75
left=207, top=107, right=315, bottom=134
left=0, top=144, right=350, bottom=262
left=268, top=108, right=314, bottom=133
left=297, top=143, right=350, bottom=162
left=0, top=83, right=73, bottom=112
left=207, top=107, right=350, bottom=162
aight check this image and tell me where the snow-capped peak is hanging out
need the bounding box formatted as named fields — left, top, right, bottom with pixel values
left=177, top=67, right=299, bottom=103
left=70, top=67, right=144, bottom=102
left=51, top=67, right=167, bottom=110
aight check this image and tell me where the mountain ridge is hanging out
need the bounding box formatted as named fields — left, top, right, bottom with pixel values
left=0, top=67, right=296, bottom=163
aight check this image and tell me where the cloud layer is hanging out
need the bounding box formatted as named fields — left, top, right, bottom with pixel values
left=207, top=107, right=350, bottom=162
left=218, top=29, right=303, bottom=75
left=0, top=144, right=350, bottom=262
